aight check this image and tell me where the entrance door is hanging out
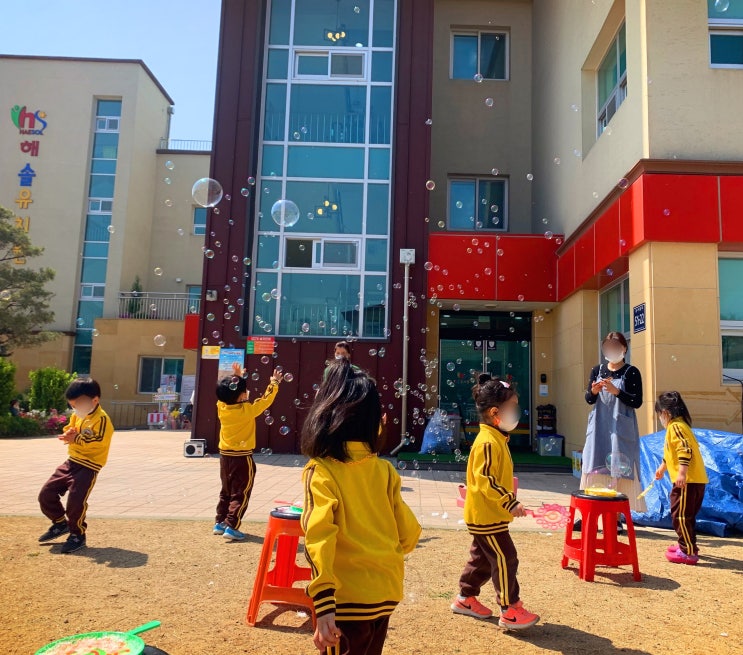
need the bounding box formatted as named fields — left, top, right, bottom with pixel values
left=439, top=311, right=531, bottom=450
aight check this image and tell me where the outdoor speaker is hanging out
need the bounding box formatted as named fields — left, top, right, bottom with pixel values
left=184, top=439, right=206, bottom=458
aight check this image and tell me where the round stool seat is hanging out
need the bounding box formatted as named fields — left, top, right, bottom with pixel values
left=271, top=505, right=303, bottom=520
left=573, top=490, right=628, bottom=502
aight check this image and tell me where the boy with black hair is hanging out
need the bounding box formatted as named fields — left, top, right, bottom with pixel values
left=38, top=377, right=114, bottom=554
left=214, top=362, right=283, bottom=541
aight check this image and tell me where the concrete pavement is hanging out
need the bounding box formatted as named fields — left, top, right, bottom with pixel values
left=0, top=430, right=579, bottom=531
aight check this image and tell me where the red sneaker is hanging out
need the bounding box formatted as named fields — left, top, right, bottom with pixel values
left=499, top=601, right=540, bottom=630
left=451, top=596, right=493, bottom=619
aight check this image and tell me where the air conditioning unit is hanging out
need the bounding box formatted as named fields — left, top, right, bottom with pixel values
left=184, top=439, right=207, bottom=458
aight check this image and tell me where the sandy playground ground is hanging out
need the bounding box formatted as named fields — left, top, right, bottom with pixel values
left=2, top=516, right=741, bottom=655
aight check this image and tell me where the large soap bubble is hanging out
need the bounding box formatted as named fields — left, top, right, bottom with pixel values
left=192, top=178, right=224, bottom=208
left=271, top=199, right=300, bottom=227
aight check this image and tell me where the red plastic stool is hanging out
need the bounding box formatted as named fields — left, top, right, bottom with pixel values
left=561, top=491, right=641, bottom=582
left=246, top=507, right=316, bottom=626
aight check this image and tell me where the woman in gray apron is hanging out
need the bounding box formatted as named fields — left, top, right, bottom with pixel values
left=582, top=332, right=646, bottom=522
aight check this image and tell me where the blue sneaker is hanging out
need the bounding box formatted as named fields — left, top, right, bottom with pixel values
left=223, top=526, right=247, bottom=541
left=213, top=522, right=226, bottom=535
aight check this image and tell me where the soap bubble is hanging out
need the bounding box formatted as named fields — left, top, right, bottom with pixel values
left=284, top=372, right=294, bottom=382
left=240, top=187, right=250, bottom=197
left=663, top=208, right=671, bottom=216
left=606, top=452, right=633, bottom=477
left=446, top=362, right=455, bottom=372
left=270, top=288, right=280, bottom=299
left=247, top=176, right=256, bottom=185
left=617, top=178, right=629, bottom=189
left=265, top=415, right=275, bottom=426
left=425, top=180, right=436, bottom=191
left=261, top=355, right=270, bottom=364
left=553, top=156, right=561, bottom=165
left=714, top=0, right=730, bottom=12
left=164, top=199, right=173, bottom=207
left=177, top=228, right=185, bottom=236
left=204, top=249, right=215, bottom=259
left=75, top=317, right=84, bottom=326
left=544, top=231, right=554, bottom=240
left=473, top=73, right=483, bottom=83
left=397, top=461, right=407, bottom=470
left=154, top=267, right=163, bottom=276
left=261, top=292, right=271, bottom=302
left=491, top=168, right=500, bottom=175
left=279, top=425, right=290, bottom=436
left=526, top=173, right=534, bottom=181
left=425, top=118, right=432, bottom=125
left=192, top=178, right=223, bottom=207
left=107, top=225, right=115, bottom=234
left=271, top=199, right=300, bottom=227
left=206, top=313, right=215, bottom=321
left=453, top=303, right=461, bottom=311
left=92, top=328, right=100, bottom=337
left=423, top=261, right=433, bottom=271
left=301, top=322, right=310, bottom=333
left=484, top=97, right=494, bottom=107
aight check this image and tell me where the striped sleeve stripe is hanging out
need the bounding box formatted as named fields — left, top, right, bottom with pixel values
left=335, top=601, right=398, bottom=620
left=482, top=443, right=511, bottom=497
left=672, top=424, right=693, bottom=457
left=301, top=466, right=320, bottom=580
left=219, top=449, right=255, bottom=456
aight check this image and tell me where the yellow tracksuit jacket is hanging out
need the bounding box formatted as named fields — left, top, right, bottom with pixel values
left=663, top=418, right=708, bottom=483
left=301, top=442, right=421, bottom=620
left=65, top=404, right=115, bottom=472
left=464, top=423, right=520, bottom=535
left=217, top=380, right=279, bottom=456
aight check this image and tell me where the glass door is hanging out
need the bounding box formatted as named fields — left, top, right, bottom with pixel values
left=439, top=311, right=532, bottom=450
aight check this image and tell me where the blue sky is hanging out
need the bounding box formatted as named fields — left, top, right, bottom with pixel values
left=1, top=0, right=221, bottom=141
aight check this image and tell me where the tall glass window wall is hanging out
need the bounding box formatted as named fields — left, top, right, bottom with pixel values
left=72, top=99, right=121, bottom=373
left=252, top=0, right=396, bottom=339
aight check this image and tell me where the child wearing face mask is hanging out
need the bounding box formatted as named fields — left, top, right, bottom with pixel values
left=451, top=374, right=539, bottom=631
left=654, top=391, right=708, bottom=565
left=37, top=377, right=114, bottom=554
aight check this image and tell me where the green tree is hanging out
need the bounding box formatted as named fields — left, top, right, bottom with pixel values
left=29, top=366, right=76, bottom=412
left=0, top=358, right=15, bottom=415
left=0, top=206, right=56, bottom=357
left=127, top=275, right=145, bottom=318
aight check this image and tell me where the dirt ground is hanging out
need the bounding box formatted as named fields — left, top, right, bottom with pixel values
left=2, top=517, right=740, bottom=655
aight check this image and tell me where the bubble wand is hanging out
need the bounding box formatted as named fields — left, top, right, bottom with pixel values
left=637, top=481, right=654, bottom=499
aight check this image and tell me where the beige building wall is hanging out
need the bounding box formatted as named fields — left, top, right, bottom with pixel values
left=147, top=153, right=210, bottom=294
left=430, top=0, right=533, bottom=233
left=91, top=318, right=197, bottom=403
left=645, top=1, right=743, bottom=159
left=552, top=290, right=599, bottom=454
left=628, top=242, right=739, bottom=434
left=532, top=0, right=648, bottom=237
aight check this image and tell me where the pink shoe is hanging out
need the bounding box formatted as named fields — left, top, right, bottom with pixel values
left=499, top=600, right=540, bottom=630
left=451, top=596, right=493, bottom=619
left=665, top=549, right=699, bottom=565
left=666, top=543, right=680, bottom=553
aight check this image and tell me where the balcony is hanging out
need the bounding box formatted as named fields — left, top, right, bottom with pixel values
left=158, top=138, right=213, bottom=152
left=118, top=292, right=200, bottom=321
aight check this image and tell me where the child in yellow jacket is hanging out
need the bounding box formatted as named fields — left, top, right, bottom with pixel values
left=654, top=391, right=708, bottom=565
left=38, top=377, right=114, bottom=554
left=452, top=373, right=539, bottom=630
left=214, top=362, right=282, bottom=541
left=301, top=359, right=421, bottom=655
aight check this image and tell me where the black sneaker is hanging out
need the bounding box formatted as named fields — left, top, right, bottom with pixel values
left=60, top=534, right=86, bottom=554
left=38, top=521, right=69, bottom=543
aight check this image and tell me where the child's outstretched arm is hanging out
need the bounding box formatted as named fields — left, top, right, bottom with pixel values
left=389, top=466, right=421, bottom=554
left=247, top=369, right=283, bottom=416
left=301, top=464, right=340, bottom=624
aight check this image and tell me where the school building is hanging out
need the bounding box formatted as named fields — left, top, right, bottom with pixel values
left=0, top=55, right=210, bottom=425
left=192, top=0, right=743, bottom=455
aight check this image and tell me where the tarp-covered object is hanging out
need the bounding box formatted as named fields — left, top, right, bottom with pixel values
left=419, top=409, right=456, bottom=455
left=632, top=429, right=743, bottom=536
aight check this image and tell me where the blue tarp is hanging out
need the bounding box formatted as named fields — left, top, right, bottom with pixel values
left=419, top=409, right=455, bottom=455
left=632, top=429, right=743, bottom=536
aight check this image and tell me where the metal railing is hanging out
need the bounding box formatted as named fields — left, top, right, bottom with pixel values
left=118, top=292, right=200, bottom=321
left=108, top=402, right=165, bottom=430
left=158, top=138, right=213, bottom=152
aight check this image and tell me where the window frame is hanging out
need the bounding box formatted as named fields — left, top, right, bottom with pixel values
left=193, top=206, right=207, bottom=236
left=137, top=356, right=185, bottom=395
left=598, top=275, right=631, bottom=363
left=597, top=23, right=627, bottom=137
left=446, top=176, right=509, bottom=232
left=95, top=116, right=120, bottom=133
left=283, top=236, right=361, bottom=270
left=709, top=21, right=743, bottom=68
left=722, top=323, right=743, bottom=379
left=450, top=30, right=510, bottom=81
left=294, top=49, right=367, bottom=80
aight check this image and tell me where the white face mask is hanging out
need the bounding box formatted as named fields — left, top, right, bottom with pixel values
left=73, top=405, right=93, bottom=420
left=604, top=351, right=625, bottom=365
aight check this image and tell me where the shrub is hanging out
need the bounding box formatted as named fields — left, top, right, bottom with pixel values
left=0, top=415, right=41, bottom=437
left=29, top=367, right=76, bottom=413
left=0, top=358, right=15, bottom=415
